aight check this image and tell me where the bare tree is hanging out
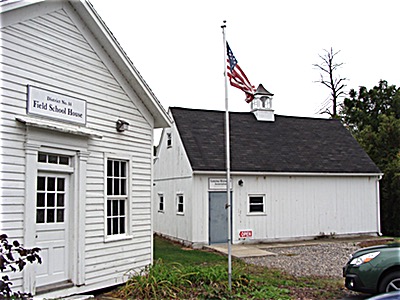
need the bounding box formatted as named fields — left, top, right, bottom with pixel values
left=313, top=48, right=347, bottom=117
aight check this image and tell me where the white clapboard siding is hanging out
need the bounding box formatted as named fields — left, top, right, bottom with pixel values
left=153, top=124, right=195, bottom=242
left=1, top=3, right=159, bottom=295
left=153, top=111, right=380, bottom=247
left=227, top=175, right=379, bottom=242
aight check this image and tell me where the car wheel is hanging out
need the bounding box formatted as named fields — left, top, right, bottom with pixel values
left=379, top=271, right=400, bottom=293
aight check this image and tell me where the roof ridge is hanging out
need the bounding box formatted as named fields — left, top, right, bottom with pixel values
left=170, top=106, right=338, bottom=121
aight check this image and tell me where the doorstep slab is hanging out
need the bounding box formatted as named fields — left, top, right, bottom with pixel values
left=206, top=244, right=277, bottom=258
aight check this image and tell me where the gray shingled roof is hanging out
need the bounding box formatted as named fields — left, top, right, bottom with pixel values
left=170, top=107, right=381, bottom=174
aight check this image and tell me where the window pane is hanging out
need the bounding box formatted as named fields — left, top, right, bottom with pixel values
left=57, top=178, right=65, bottom=191
left=250, top=204, right=264, bottom=212
left=120, top=162, right=126, bottom=177
left=107, top=160, right=113, bottom=176
left=159, top=202, right=164, bottom=211
left=114, top=179, right=120, bottom=195
left=107, top=178, right=112, bottom=195
left=178, top=203, right=183, bottom=213
left=119, top=200, right=125, bottom=215
left=37, top=193, right=45, bottom=207
left=48, top=155, right=57, bottom=164
left=112, top=200, right=118, bottom=216
left=250, top=197, right=263, bottom=204
left=112, top=218, right=119, bottom=234
left=47, top=209, right=55, bottom=223
left=114, top=161, right=120, bottom=177
left=107, top=200, right=112, bottom=216
left=59, top=156, right=69, bottom=165
left=57, top=194, right=64, bottom=207
left=121, top=179, right=126, bottom=195
left=47, top=193, right=55, bottom=207
left=36, top=209, right=45, bottom=223
left=57, top=209, right=64, bottom=222
left=47, top=177, right=55, bottom=191
left=107, top=218, right=112, bottom=235
left=119, top=217, right=125, bottom=234
left=38, top=153, right=47, bottom=162
left=37, top=177, right=45, bottom=190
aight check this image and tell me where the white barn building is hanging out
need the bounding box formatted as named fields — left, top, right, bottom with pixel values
left=153, top=85, right=382, bottom=248
left=0, top=0, right=170, bottom=298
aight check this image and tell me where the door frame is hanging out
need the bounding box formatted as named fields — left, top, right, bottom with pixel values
left=208, top=191, right=233, bottom=244
left=23, top=136, right=89, bottom=294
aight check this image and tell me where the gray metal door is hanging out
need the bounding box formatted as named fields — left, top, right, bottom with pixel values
left=209, top=192, right=231, bottom=244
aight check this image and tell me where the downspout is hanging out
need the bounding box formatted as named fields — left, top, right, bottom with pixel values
left=376, top=175, right=383, bottom=236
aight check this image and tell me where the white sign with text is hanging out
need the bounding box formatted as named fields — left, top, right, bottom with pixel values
left=27, top=85, right=87, bottom=125
left=208, top=178, right=232, bottom=190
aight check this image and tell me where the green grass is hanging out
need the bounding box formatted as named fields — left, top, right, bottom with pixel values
left=110, top=236, right=346, bottom=299
left=154, top=236, right=227, bottom=265
left=392, top=236, right=400, bottom=243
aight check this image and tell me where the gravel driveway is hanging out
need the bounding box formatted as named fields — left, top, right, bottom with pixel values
left=243, top=241, right=361, bottom=278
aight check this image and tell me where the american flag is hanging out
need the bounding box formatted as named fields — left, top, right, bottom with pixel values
left=226, top=42, right=256, bottom=103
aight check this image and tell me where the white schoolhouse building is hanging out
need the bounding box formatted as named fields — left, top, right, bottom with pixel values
left=153, top=85, right=382, bottom=248
left=0, top=0, right=170, bottom=298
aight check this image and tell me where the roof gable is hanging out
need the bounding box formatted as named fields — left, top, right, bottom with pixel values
left=1, top=0, right=171, bottom=129
left=170, top=107, right=381, bottom=174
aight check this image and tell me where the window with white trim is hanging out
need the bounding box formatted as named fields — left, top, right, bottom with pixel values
left=38, top=152, right=70, bottom=165
left=167, top=133, right=172, bottom=148
left=176, top=193, right=184, bottom=214
left=158, top=193, right=164, bottom=212
left=106, top=159, right=128, bottom=236
left=248, top=195, right=266, bottom=214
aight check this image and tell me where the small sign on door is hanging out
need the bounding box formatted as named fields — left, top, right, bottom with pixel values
left=208, top=178, right=232, bottom=190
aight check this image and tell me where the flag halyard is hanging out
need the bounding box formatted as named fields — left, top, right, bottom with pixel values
left=226, top=42, right=256, bottom=103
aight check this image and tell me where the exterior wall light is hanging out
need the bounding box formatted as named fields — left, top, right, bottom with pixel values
left=116, top=119, right=129, bottom=132
left=238, top=179, right=244, bottom=186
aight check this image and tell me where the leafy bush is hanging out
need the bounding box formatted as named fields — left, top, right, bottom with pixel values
left=0, top=234, right=41, bottom=299
left=113, top=259, right=291, bottom=299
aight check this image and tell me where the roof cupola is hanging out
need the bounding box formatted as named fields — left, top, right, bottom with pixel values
left=251, top=84, right=275, bottom=122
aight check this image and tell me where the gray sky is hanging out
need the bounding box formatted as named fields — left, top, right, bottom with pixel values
left=90, top=0, right=400, bottom=120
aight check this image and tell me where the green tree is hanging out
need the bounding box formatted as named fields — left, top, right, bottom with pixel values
left=340, top=80, right=400, bottom=236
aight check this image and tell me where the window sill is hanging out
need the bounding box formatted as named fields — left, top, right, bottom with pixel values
left=176, top=212, right=184, bottom=216
left=158, top=210, right=165, bottom=213
left=104, top=234, right=133, bottom=243
left=247, top=212, right=267, bottom=216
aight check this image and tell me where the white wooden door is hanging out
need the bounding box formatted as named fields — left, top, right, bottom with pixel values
left=35, top=173, right=70, bottom=287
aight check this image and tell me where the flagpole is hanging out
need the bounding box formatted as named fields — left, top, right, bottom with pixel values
left=221, top=20, right=232, bottom=290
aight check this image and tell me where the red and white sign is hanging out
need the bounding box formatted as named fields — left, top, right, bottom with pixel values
left=239, top=230, right=253, bottom=238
